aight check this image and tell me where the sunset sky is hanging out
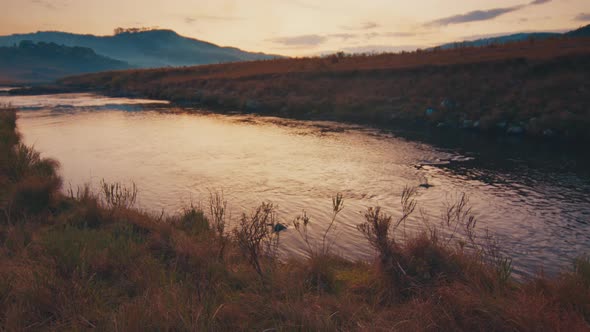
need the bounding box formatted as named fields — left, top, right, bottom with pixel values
left=1, top=0, right=589, bottom=55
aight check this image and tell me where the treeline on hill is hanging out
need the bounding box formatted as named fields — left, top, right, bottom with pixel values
left=1, top=106, right=590, bottom=330
left=60, top=37, right=590, bottom=141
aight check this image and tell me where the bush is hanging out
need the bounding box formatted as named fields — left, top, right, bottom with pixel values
left=100, top=180, right=137, bottom=209
left=8, top=144, right=59, bottom=181
left=208, top=191, right=228, bottom=260
left=234, top=202, right=282, bottom=279
left=10, top=175, right=61, bottom=217
left=357, top=187, right=417, bottom=297
left=177, top=205, right=210, bottom=235
left=42, top=225, right=142, bottom=280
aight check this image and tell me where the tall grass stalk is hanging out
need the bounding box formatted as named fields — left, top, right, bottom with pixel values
left=208, top=191, right=228, bottom=261
left=292, top=193, right=344, bottom=258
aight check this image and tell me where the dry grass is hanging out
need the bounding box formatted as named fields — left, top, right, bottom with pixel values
left=1, top=107, right=590, bottom=330
left=62, top=37, right=590, bottom=81
left=59, top=37, right=590, bottom=141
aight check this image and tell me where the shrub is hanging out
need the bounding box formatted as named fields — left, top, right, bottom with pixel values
left=177, top=205, right=210, bottom=236
left=234, top=202, right=282, bottom=279
left=357, top=187, right=417, bottom=297
left=65, top=184, right=105, bottom=228
left=8, top=144, right=59, bottom=181
left=574, top=255, right=590, bottom=287
left=10, top=175, right=61, bottom=217
left=42, top=225, right=142, bottom=280
left=208, top=191, right=228, bottom=260
left=100, top=180, right=137, bottom=209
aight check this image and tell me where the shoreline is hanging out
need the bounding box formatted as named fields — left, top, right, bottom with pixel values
left=9, top=84, right=590, bottom=152
left=15, top=37, right=588, bottom=144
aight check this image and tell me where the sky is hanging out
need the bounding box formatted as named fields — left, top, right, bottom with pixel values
left=0, top=0, right=589, bottom=55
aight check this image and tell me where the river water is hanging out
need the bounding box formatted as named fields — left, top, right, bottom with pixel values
left=3, top=92, right=589, bottom=277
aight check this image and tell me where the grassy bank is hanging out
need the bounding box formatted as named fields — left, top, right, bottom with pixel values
left=57, top=37, right=590, bottom=142
left=1, top=107, right=590, bottom=330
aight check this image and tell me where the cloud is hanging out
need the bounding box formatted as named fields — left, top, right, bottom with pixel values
left=270, top=30, right=420, bottom=48
left=331, top=31, right=419, bottom=41
left=426, top=0, right=552, bottom=27
left=328, top=33, right=357, bottom=40
left=382, top=32, right=420, bottom=38
left=576, top=13, right=590, bottom=21
left=342, top=21, right=380, bottom=30
left=529, top=0, right=551, bottom=4
left=427, top=6, right=523, bottom=26
left=283, top=0, right=323, bottom=10
left=337, top=44, right=421, bottom=54
left=184, top=15, right=242, bottom=24
left=30, top=0, right=71, bottom=10
left=269, top=34, right=328, bottom=47
left=364, top=32, right=380, bottom=39
left=30, top=0, right=63, bottom=10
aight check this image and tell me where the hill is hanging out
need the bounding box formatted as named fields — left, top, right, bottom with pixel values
left=58, top=37, right=590, bottom=142
left=0, top=41, right=131, bottom=83
left=0, top=29, right=281, bottom=69
left=437, top=32, right=561, bottom=50
left=437, top=24, right=589, bottom=49
left=566, top=24, right=590, bottom=37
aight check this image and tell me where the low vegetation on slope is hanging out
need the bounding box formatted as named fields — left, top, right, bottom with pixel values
left=1, top=107, right=590, bottom=330
left=60, top=37, right=590, bottom=141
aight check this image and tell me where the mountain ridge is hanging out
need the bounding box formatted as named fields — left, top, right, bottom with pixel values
left=566, top=24, right=590, bottom=37
left=437, top=24, right=590, bottom=49
left=0, top=41, right=131, bottom=83
left=0, top=29, right=281, bottom=69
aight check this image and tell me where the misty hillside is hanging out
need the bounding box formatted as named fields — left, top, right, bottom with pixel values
left=0, top=29, right=281, bottom=68
left=437, top=24, right=590, bottom=49
left=0, top=41, right=131, bottom=82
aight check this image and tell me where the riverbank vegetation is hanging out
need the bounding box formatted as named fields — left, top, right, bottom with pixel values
left=1, top=107, right=590, bottom=330
left=57, top=36, right=590, bottom=142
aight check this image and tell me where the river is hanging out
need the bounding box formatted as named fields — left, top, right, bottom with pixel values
left=2, top=92, right=589, bottom=277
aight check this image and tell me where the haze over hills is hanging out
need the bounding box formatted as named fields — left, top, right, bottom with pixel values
left=0, top=29, right=281, bottom=69
left=0, top=41, right=131, bottom=83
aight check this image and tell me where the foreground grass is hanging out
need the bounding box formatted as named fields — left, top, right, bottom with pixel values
left=1, top=107, right=590, bottom=331
left=58, top=37, right=590, bottom=142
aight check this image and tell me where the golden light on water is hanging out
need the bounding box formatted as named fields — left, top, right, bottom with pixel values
left=8, top=93, right=590, bottom=276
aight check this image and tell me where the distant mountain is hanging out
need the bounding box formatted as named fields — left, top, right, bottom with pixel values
left=437, top=32, right=561, bottom=50
left=437, top=24, right=590, bottom=50
left=0, top=41, right=131, bottom=82
left=566, top=24, right=590, bottom=37
left=0, top=29, right=281, bottom=69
